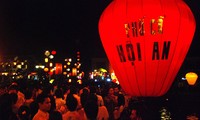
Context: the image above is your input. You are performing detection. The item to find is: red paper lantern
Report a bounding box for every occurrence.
[51,50,57,55]
[99,0,196,96]
[55,63,63,75]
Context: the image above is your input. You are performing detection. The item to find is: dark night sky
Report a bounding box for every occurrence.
[0,0,111,58]
[0,0,199,63]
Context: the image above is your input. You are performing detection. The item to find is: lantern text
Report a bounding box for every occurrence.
[124,16,164,37]
[116,41,171,64]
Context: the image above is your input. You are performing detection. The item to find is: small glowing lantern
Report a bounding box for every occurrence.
[45,50,50,56]
[72,68,77,76]
[185,72,198,85]
[44,67,49,72]
[51,50,56,55]
[44,58,49,63]
[55,63,63,75]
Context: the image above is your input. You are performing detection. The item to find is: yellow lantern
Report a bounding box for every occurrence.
[185,72,198,85]
[44,67,49,72]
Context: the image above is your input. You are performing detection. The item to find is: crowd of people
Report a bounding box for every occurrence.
[0,79,143,120]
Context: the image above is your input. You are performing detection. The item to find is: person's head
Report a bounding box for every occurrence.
[42,84,54,96]
[108,87,114,96]
[117,93,125,106]
[69,85,77,94]
[82,87,89,95]
[89,86,97,94]
[55,88,64,99]
[66,93,78,111]
[8,84,19,94]
[36,92,51,112]
[114,86,119,95]
[84,99,98,120]
[24,89,33,100]
[80,89,89,107]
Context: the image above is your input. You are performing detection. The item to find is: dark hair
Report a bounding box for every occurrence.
[29,101,38,119]
[49,95,56,112]
[82,88,89,94]
[55,88,64,99]
[0,93,16,120]
[24,89,33,99]
[42,84,53,95]
[9,84,19,91]
[66,94,77,111]
[84,99,98,120]
[69,85,77,94]
[49,110,63,120]
[80,89,89,107]
[36,92,50,104]
[89,86,97,94]
[117,93,125,106]
[9,93,18,104]
[88,93,98,103]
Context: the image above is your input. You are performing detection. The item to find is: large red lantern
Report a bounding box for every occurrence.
[98,0,196,96]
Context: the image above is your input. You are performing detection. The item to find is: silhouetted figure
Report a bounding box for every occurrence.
[104,87,117,120]
[29,101,38,120]
[84,94,99,120]
[63,93,82,120]
[113,93,126,120]
[32,92,51,120]
[49,110,63,120]
[0,93,18,120]
[55,88,66,113]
